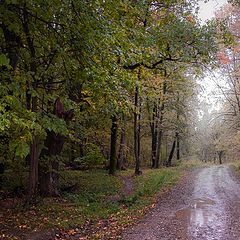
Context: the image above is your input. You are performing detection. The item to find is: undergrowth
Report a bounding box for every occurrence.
[0,167,181,239]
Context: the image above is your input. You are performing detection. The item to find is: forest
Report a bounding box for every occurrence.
[1,0,240,239]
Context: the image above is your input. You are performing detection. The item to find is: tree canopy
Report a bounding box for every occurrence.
[0,0,222,198]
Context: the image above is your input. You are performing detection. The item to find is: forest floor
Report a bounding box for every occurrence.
[0,167,180,240]
[123,164,240,240]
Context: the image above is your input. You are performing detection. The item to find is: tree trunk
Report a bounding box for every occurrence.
[150,103,158,168]
[117,114,127,170]
[146,97,158,168]
[176,132,180,160]
[134,85,141,175]
[28,135,39,198]
[155,76,167,168]
[218,151,223,165]
[41,108,73,196]
[165,135,168,164]
[28,90,38,198]
[219,154,222,165]
[20,8,41,199]
[0,162,4,190]
[27,95,39,198]
[138,100,141,162]
[39,99,74,196]
[39,132,65,196]
[109,115,118,175]
[1,23,21,72]
[155,127,163,168]
[151,128,157,168]
[176,100,180,160]
[79,143,84,158]
[166,139,176,167]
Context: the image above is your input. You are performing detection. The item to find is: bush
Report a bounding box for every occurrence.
[74,143,106,168]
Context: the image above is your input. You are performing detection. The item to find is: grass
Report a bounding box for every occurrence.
[176,159,214,170]
[122,168,180,207]
[0,167,181,239]
[227,161,240,173]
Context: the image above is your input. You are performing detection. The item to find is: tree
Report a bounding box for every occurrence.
[0,0,221,200]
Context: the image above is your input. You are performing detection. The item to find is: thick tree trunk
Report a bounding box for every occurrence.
[134,85,141,175]
[39,162,60,196]
[39,132,65,196]
[117,114,127,170]
[39,99,73,196]
[166,139,176,167]
[109,115,118,175]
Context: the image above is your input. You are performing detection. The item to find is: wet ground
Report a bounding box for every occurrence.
[123,165,240,240]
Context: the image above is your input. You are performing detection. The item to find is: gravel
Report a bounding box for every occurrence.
[123,165,240,240]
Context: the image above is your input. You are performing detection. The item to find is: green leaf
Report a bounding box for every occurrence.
[9,141,30,159]
[0,54,11,68]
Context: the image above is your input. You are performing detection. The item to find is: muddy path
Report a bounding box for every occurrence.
[123,165,240,240]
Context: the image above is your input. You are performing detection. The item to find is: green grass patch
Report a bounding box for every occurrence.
[122,168,180,207]
[135,168,179,196]
[176,159,213,170]
[1,167,181,239]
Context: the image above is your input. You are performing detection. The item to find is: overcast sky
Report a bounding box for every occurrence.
[197,0,228,112]
[195,0,227,111]
[198,0,228,22]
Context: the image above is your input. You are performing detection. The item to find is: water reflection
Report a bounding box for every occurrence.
[175,198,217,237]
[191,198,215,227]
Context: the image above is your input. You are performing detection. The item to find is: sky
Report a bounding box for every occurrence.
[197,0,228,112]
[198,0,228,22]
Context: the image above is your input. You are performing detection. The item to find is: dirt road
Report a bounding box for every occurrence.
[123,165,240,240]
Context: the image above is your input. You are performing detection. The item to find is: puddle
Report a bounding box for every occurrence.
[176,198,216,227]
[193,198,215,207]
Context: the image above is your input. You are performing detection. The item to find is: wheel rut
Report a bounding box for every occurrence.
[123,165,240,240]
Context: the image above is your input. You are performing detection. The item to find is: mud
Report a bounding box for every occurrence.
[123,165,240,240]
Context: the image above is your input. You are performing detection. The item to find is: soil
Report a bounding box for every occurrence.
[119,175,134,196]
[122,165,240,240]
[106,174,134,203]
